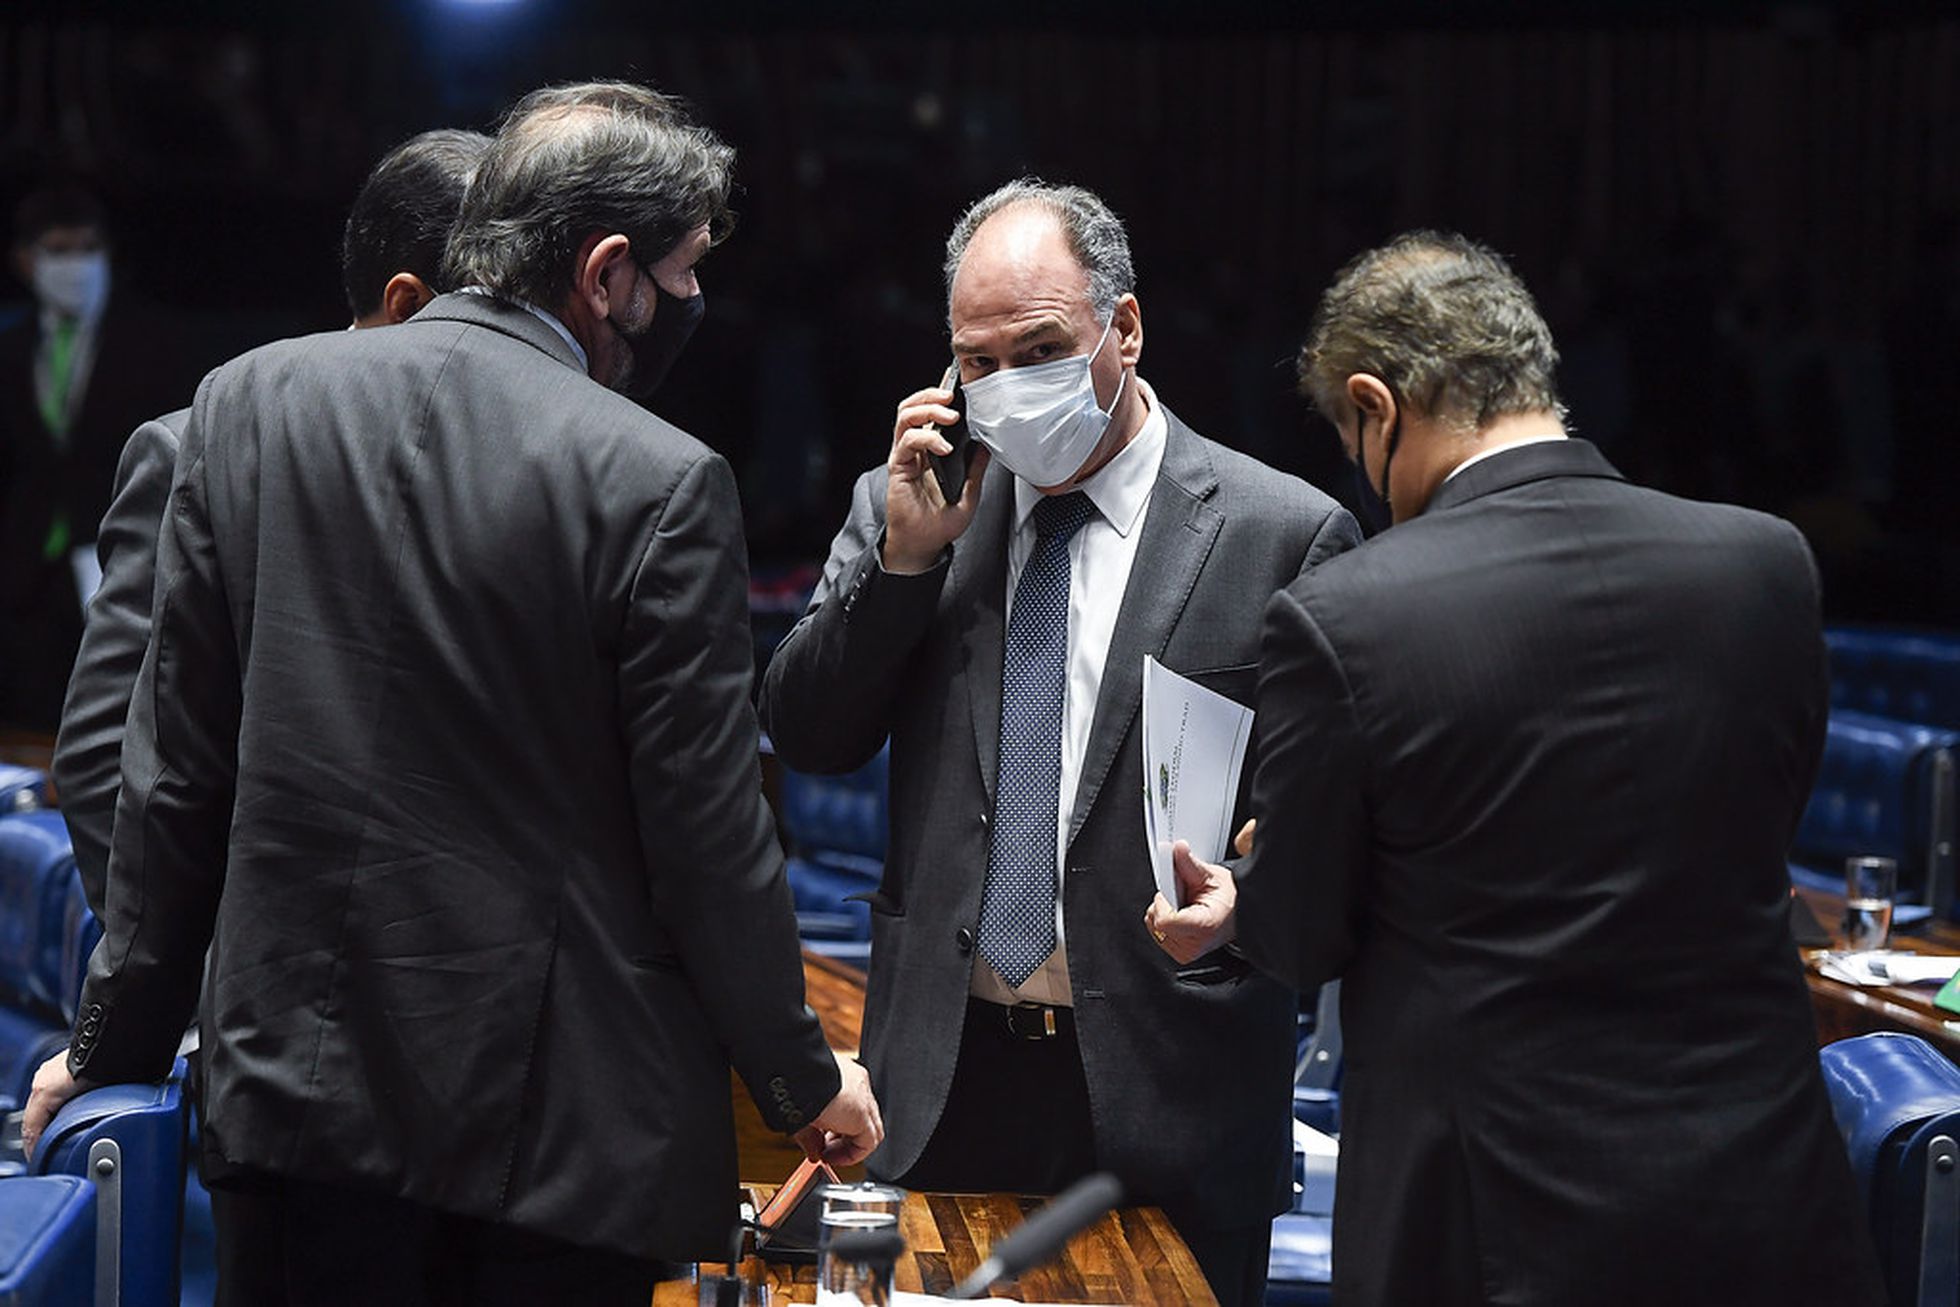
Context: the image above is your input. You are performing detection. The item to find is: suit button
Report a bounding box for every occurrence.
[956,927,975,953]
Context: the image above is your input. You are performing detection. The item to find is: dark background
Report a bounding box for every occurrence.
[4,0,1956,628]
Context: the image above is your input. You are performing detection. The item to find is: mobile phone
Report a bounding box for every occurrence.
[752,1154,842,1262]
[927,362,973,506]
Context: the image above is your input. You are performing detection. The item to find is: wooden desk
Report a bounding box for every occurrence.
[657,1187,1217,1306]
[1797,886,1960,1060]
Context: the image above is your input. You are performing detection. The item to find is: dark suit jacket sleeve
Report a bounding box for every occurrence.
[68,396,238,1085]
[620,453,841,1131]
[53,412,185,914]
[1233,584,1371,994]
[758,467,950,774]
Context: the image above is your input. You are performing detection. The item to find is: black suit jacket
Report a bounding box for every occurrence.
[65,293,840,1260]
[760,412,1358,1230]
[1237,440,1884,1304]
[54,409,188,911]
[0,296,202,731]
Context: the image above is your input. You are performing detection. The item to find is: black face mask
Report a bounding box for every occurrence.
[1350,409,1400,534]
[617,280,705,399]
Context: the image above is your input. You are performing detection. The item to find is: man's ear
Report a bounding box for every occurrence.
[1345,373,1397,440]
[573,232,635,324]
[1113,292,1143,369]
[380,273,435,326]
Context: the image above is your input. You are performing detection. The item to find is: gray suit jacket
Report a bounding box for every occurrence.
[66,293,839,1260]
[54,409,188,912]
[760,411,1358,1230]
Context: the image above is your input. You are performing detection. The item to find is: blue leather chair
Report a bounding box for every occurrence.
[0,768,48,816]
[1292,982,1343,1137]
[0,1175,95,1307]
[1820,1032,1960,1306]
[1790,711,1959,921]
[1829,628,1960,732]
[1266,1209,1333,1306]
[777,748,889,962]
[0,815,80,1112]
[28,1064,189,1307]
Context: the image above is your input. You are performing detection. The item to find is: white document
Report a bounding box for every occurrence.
[1140,655,1256,906]
[1816,950,1960,987]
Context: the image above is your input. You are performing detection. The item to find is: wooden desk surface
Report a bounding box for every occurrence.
[657,1187,1218,1306]
[1797,886,1960,1059]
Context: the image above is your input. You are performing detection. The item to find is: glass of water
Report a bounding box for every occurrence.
[816,1183,904,1305]
[1844,856,1898,952]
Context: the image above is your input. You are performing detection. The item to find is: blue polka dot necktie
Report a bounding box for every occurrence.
[978,490,1099,989]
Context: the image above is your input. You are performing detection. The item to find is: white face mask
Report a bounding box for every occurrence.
[961,321,1126,488]
[32,250,109,318]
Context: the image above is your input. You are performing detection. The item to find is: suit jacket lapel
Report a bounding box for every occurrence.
[958,459,1015,805]
[1067,412,1221,845]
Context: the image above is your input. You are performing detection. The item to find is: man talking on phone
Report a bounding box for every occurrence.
[760,179,1358,1306]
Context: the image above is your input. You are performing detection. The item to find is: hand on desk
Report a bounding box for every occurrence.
[1144,838,1238,965]
[796,1051,885,1167]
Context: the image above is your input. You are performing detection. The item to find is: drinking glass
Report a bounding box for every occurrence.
[1844,856,1898,952]
[815,1183,903,1305]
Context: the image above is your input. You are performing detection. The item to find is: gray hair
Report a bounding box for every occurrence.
[441,80,734,311]
[1298,230,1565,431]
[942,178,1136,323]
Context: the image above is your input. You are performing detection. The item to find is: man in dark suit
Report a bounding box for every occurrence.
[53,127,491,912]
[0,183,203,732]
[25,82,881,1305]
[759,180,1358,1307]
[1230,231,1884,1304]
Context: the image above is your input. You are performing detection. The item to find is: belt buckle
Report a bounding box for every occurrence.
[1005,1002,1059,1040]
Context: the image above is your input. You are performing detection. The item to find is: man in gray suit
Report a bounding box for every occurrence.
[27,81,881,1304]
[760,179,1357,1306]
[53,127,491,912]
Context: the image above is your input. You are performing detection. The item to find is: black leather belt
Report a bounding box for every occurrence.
[970,997,1075,1041]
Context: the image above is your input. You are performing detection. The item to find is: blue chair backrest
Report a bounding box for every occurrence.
[0,1010,69,1112]
[1830,628,1960,731]
[1820,1032,1960,1306]
[778,747,889,863]
[0,1175,96,1307]
[0,768,48,816]
[28,1064,189,1307]
[0,813,80,1018]
[1793,712,1958,908]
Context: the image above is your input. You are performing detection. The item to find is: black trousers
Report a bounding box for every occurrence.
[898,997,1272,1307]
[209,1172,670,1307]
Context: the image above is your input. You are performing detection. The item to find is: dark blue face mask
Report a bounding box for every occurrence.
[1350,409,1399,534]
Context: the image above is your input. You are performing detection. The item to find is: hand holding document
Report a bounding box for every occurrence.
[1141,656,1255,907]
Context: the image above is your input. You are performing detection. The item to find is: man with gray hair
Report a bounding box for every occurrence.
[761,178,1358,1305]
[1228,230,1884,1304]
[24,80,880,1304]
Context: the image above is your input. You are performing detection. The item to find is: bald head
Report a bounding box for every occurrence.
[942,178,1135,326]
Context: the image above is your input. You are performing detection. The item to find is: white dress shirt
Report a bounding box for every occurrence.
[971,384,1168,1007]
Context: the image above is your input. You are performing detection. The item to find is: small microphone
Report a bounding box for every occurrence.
[948,1172,1124,1300]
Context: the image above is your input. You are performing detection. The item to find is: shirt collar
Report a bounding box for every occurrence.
[1013,382,1167,538]
[458,286,589,371]
[1442,432,1568,484]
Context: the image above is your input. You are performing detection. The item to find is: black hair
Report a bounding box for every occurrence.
[341,128,491,319]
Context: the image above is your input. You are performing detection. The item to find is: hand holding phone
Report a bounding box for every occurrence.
[926,362,973,507]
